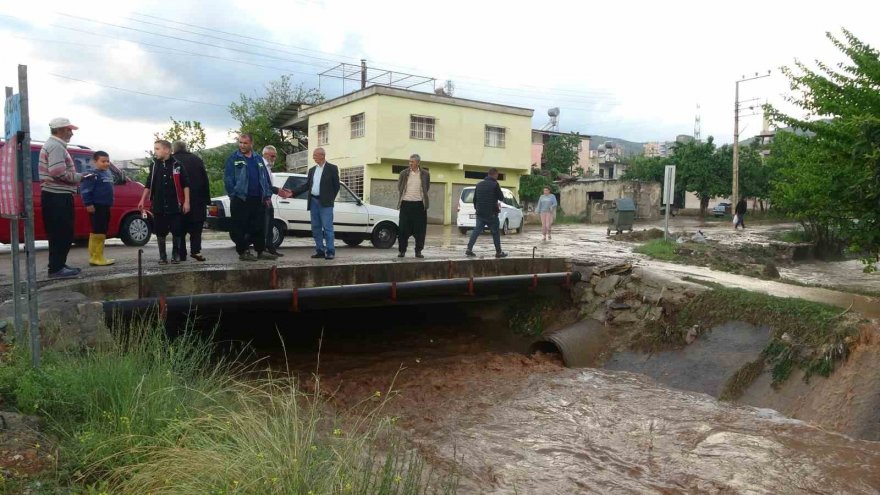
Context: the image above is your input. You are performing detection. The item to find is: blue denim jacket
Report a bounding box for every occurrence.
[224,150,272,200]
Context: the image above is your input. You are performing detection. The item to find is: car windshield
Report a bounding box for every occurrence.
[461,189,475,204]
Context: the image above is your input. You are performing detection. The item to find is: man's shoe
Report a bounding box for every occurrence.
[269,250,284,257]
[158,259,168,265]
[495,251,508,258]
[398,252,405,258]
[258,251,279,260]
[325,254,335,260]
[48,267,79,279]
[465,250,476,257]
[415,252,424,258]
[191,253,206,262]
[239,251,258,262]
[310,252,326,259]
[64,265,82,274]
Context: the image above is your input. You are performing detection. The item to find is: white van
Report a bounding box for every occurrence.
[456,186,524,235]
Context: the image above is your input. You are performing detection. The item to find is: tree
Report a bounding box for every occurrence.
[621,155,668,183]
[154,117,207,152]
[519,169,556,202]
[738,143,773,211]
[672,137,730,216]
[229,75,324,170]
[542,133,582,178]
[765,29,880,266]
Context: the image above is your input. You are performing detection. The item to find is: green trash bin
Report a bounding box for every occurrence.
[607,198,636,235]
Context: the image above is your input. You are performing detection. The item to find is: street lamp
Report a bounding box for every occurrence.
[732,70,771,206]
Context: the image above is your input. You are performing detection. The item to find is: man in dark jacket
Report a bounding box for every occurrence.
[292,147,340,260]
[138,140,190,264]
[224,134,277,262]
[734,198,747,230]
[396,153,430,258]
[172,141,210,261]
[465,168,507,258]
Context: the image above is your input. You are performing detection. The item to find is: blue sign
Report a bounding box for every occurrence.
[4,94,21,141]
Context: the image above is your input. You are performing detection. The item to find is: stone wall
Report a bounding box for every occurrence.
[559,179,661,223]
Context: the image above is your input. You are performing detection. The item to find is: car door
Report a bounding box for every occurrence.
[275,176,311,233]
[501,189,523,229]
[333,184,369,234]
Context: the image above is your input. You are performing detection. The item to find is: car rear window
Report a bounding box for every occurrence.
[461,189,475,204]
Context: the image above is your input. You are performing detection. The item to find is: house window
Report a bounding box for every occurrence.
[485,126,506,148]
[317,123,329,145]
[340,166,364,199]
[410,115,435,140]
[350,113,365,139]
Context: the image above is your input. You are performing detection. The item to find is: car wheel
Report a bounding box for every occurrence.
[120,214,151,246]
[501,219,510,236]
[344,238,364,247]
[515,218,524,234]
[371,222,397,249]
[271,220,285,249]
[459,227,469,235]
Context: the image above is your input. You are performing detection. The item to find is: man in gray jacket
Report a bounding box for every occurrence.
[396,154,430,258]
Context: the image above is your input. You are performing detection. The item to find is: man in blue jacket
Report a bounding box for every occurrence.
[224,133,278,262]
[465,168,508,258]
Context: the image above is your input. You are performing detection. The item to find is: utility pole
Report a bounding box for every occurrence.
[360,59,367,89]
[733,71,770,206]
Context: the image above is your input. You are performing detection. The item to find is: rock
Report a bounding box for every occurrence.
[609,301,631,310]
[641,287,666,305]
[572,265,595,282]
[594,275,622,296]
[0,290,111,350]
[590,275,601,286]
[612,311,640,324]
[763,262,781,279]
[685,325,699,344]
[591,306,609,323]
[781,332,792,344]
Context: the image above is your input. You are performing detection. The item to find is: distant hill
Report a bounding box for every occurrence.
[587,135,646,156]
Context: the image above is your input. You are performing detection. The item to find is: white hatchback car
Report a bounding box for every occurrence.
[207,173,400,249]
[456,186,524,235]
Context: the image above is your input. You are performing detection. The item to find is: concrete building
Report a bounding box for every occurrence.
[559,179,661,223]
[531,130,591,174]
[274,85,534,225]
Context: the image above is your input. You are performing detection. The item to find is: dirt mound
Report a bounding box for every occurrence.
[612,228,665,242]
[738,322,880,441]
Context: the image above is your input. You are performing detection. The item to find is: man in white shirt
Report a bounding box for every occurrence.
[261,145,291,256]
[291,148,340,260]
[396,153,430,258]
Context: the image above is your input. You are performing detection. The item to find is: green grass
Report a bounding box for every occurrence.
[633,239,681,262]
[630,288,859,395]
[769,227,813,244]
[0,317,457,494]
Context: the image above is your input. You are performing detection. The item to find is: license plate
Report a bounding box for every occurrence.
[469,214,476,219]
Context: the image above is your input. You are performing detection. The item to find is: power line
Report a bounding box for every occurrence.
[48,73,227,107]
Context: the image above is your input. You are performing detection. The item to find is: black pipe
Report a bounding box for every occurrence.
[103,271,580,318]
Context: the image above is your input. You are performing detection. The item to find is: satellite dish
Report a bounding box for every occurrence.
[548,107,560,117]
[604,141,615,149]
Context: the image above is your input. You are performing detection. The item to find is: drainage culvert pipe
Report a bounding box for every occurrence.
[530,319,610,368]
[103,271,580,318]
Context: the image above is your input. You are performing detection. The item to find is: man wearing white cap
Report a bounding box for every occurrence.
[38,117,83,278]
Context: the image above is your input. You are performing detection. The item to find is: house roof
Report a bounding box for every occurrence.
[274,85,534,130]
[532,129,592,140]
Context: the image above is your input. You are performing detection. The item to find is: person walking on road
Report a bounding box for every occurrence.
[139,140,191,264]
[80,150,115,266]
[292,148,340,260]
[224,134,277,262]
[537,186,558,241]
[260,145,292,257]
[38,117,84,279]
[734,198,747,230]
[172,141,211,262]
[465,168,508,258]
[396,153,430,258]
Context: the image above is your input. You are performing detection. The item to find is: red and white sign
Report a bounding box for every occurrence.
[0,135,20,217]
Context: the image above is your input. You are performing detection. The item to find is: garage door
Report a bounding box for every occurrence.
[369,179,446,224]
[450,183,470,225]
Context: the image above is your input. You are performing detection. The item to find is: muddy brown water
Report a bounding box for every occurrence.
[209,302,880,494]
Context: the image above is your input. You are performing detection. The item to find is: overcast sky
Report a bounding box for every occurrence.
[2,0,877,159]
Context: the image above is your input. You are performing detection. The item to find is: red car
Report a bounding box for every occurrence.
[0,141,153,246]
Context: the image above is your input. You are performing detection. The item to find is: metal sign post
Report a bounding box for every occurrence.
[18,66,40,367]
[663,165,676,241]
[3,87,23,342]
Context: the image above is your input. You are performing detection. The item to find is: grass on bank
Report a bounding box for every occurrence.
[0,318,457,494]
[630,288,860,399]
[633,239,681,262]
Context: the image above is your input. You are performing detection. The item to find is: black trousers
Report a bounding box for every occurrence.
[264,205,276,252]
[231,196,266,254]
[41,191,74,274]
[398,201,427,254]
[178,214,204,256]
[153,213,183,238]
[89,205,110,234]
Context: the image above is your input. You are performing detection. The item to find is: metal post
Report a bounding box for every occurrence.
[732,80,740,207]
[18,65,40,367]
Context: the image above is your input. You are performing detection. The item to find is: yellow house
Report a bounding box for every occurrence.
[275,85,534,225]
